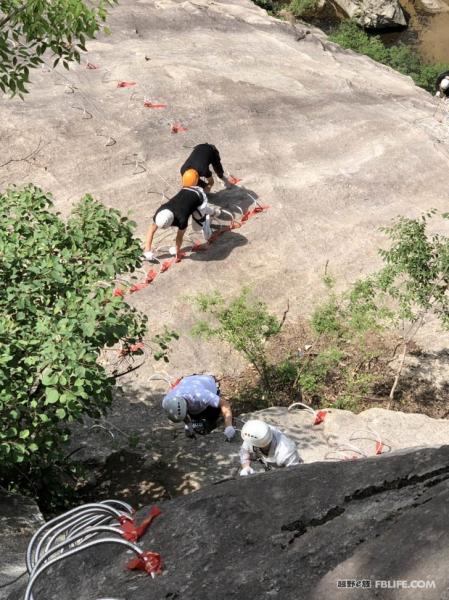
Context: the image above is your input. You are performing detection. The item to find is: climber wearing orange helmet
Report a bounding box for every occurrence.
[180,143,231,192]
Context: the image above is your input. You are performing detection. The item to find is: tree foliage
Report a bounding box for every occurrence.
[0,185,150,483]
[0,0,116,96]
[191,288,281,388]
[377,210,449,323]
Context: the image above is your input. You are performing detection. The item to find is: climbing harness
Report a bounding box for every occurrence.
[24,500,162,600]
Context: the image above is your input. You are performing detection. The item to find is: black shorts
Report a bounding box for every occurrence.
[189,405,221,434]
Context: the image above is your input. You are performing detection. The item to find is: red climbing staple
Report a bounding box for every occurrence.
[254,204,270,213]
[143,100,167,109]
[113,288,125,297]
[240,210,253,223]
[129,342,145,353]
[120,506,162,542]
[86,62,99,70]
[191,241,207,252]
[130,282,148,293]
[145,269,158,284]
[170,122,188,134]
[375,441,384,455]
[117,81,137,88]
[241,205,270,222]
[127,551,163,576]
[135,506,162,539]
[175,251,187,263]
[170,377,182,389]
[314,410,327,425]
[228,175,242,185]
[118,341,145,357]
[160,259,174,273]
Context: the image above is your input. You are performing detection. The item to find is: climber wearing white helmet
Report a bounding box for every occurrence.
[162,375,236,441]
[239,419,302,476]
[435,71,449,98]
[143,186,221,261]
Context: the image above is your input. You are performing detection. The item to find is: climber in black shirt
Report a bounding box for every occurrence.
[180,143,231,192]
[143,186,221,260]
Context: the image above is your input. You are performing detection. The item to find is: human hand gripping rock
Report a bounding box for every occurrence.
[184,423,196,439]
[224,425,236,441]
[240,466,255,476]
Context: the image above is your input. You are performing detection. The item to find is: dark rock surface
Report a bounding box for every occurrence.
[10,445,449,600]
[0,492,44,600]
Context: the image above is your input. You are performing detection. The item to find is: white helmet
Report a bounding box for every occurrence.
[441,78,449,91]
[241,420,273,448]
[155,209,174,228]
[162,395,187,422]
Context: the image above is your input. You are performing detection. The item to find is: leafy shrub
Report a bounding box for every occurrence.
[192,288,281,391]
[289,0,318,17]
[0,0,116,95]
[0,186,151,492]
[329,21,449,93]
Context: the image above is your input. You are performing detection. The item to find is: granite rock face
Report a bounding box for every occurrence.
[0,492,44,599]
[1,0,448,388]
[335,0,407,28]
[9,445,449,600]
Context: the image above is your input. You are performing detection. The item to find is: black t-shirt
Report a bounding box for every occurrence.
[153,188,203,230]
[180,143,224,179]
[436,71,449,96]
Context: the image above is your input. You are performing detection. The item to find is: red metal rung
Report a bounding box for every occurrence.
[160,259,174,273]
[127,551,162,576]
[117,81,137,88]
[171,122,188,134]
[144,100,167,109]
[314,410,327,425]
[145,269,158,283]
[130,282,148,293]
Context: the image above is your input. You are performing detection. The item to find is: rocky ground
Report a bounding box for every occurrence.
[7,445,449,600]
[2,0,449,597]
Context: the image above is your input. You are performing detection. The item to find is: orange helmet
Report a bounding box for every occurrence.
[182,169,199,187]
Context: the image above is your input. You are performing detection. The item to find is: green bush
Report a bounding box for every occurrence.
[289,0,318,17]
[0,186,151,494]
[192,288,281,391]
[329,21,449,93]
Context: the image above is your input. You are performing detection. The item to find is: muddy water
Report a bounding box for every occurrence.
[380,0,449,63]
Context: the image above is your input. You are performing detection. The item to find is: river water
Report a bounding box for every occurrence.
[380,0,449,63]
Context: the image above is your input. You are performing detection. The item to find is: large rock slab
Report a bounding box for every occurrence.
[10,445,449,600]
[1,0,449,389]
[335,0,407,28]
[245,405,449,460]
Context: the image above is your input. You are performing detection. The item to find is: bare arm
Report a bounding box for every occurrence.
[144,223,158,252]
[219,397,233,428]
[239,443,251,468]
[175,228,186,257]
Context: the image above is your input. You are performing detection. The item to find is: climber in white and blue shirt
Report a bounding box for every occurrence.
[162,375,236,441]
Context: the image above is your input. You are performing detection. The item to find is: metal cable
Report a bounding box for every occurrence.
[24,500,144,600]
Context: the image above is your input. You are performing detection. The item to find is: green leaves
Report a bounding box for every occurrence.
[0,184,148,488]
[192,288,281,389]
[0,0,117,96]
[45,388,59,404]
